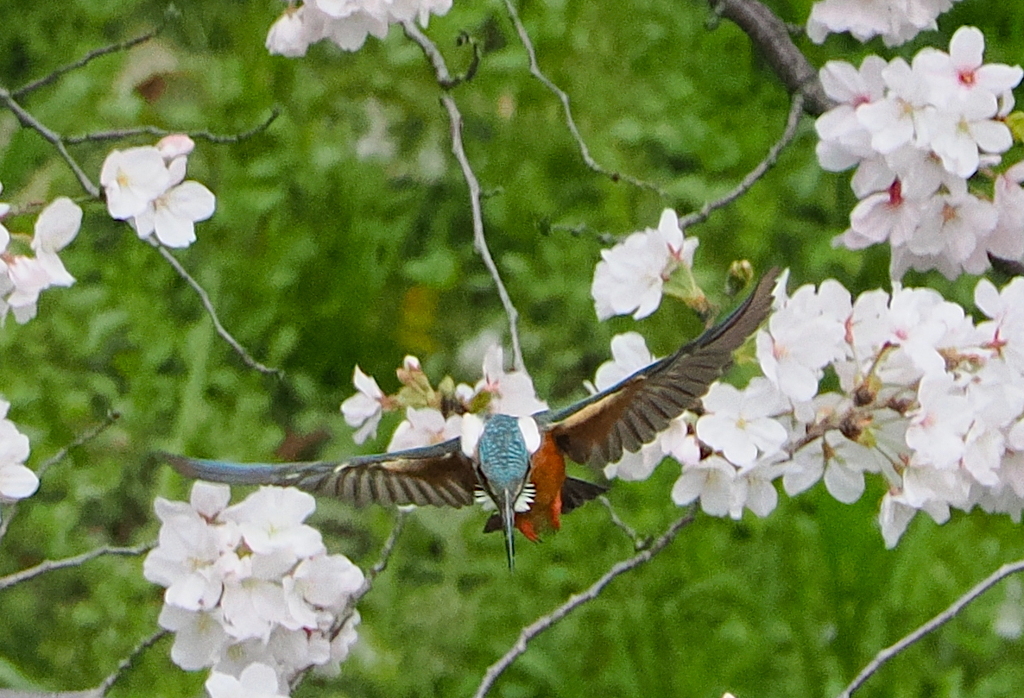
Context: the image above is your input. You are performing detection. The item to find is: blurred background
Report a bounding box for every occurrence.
[2,0,1024,696]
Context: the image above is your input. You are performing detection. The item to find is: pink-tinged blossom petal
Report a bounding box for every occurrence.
[591,209,696,321]
[267,5,324,56]
[341,366,385,444]
[156,134,195,161]
[671,455,737,517]
[478,345,547,416]
[697,380,788,467]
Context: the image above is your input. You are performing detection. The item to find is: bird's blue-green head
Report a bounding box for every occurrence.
[461,413,540,570]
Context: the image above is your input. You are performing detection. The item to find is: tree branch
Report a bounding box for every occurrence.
[12,26,164,99]
[94,629,168,697]
[837,557,1024,698]
[472,509,696,698]
[677,91,804,231]
[401,21,526,373]
[0,412,120,546]
[501,0,667,197]
[0,543,153,591]
[0,87,100,198]
[151,241,285,379]
[709,0,833,116]
[64,108,281,145]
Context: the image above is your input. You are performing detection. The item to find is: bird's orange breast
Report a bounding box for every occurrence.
[515,431,566,542]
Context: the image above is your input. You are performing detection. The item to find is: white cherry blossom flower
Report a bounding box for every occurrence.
[206,663,288,698]
[591,209,697,320]
[696,379,788,467]
[100,146,171,220]
[0,403,36,505]
[387,406,461,451]
[341,365,386,443]
[132,156,216,248]
[477,345,547,416]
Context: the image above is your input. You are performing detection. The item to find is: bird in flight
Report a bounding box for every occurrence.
[164,269,778,569]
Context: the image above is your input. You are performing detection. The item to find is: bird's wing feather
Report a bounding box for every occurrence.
[540,269,778,468]
[161,438,478,508]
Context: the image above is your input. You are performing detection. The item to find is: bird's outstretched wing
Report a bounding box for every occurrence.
[539,269,779,469]
[162,438,478,508]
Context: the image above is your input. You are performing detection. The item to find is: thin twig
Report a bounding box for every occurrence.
[0,542,153,591]
[598,495,648,550]
[472,509,696,698]
[402,21,526,373]
[290,511,408,693]
[12,27,164,99]
[95,629,169,696]
[0,412,120,546]
[0,87,99,198]
[151,241,285,379]
[64,108,281,145]
[502,0,667,197]
[837,557,1024,698]
[677,92,804,232]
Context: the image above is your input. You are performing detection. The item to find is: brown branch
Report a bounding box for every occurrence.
[838,557,1024,698]
[472,509,696,698]
[709,0,833,116]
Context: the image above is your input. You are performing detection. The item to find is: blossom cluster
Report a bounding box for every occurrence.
[590,208,701,321]
[144,482,365,696]
[341,345,547,450]
[815,27,1024,280]
[100,135,216,249]
[266,0,453,56]
[0,399,38,516]
[0,186,81,324]
[807,0,964,47]
[602,271,1024,548]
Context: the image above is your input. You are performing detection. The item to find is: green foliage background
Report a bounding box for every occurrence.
[1,1,1024,696]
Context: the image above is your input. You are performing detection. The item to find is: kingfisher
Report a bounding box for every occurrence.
[164,270,777,569]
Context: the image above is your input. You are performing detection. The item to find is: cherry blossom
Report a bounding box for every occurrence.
[100,146,172,220]
[341,365,387,443]
[206,663,289,698]
[0,400,37,508]
[266,0,451,56]
[591,209,698,321]
[131,156,216,248]
[146,482,365,691]
[387,406,462,451]
[807,0,963,47]
[477,345,548,416]
[814,28,1024,280]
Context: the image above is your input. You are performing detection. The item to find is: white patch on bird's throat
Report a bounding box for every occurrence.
[517,416,541,454]
[460,413,485,457]
[474,483,536,513]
